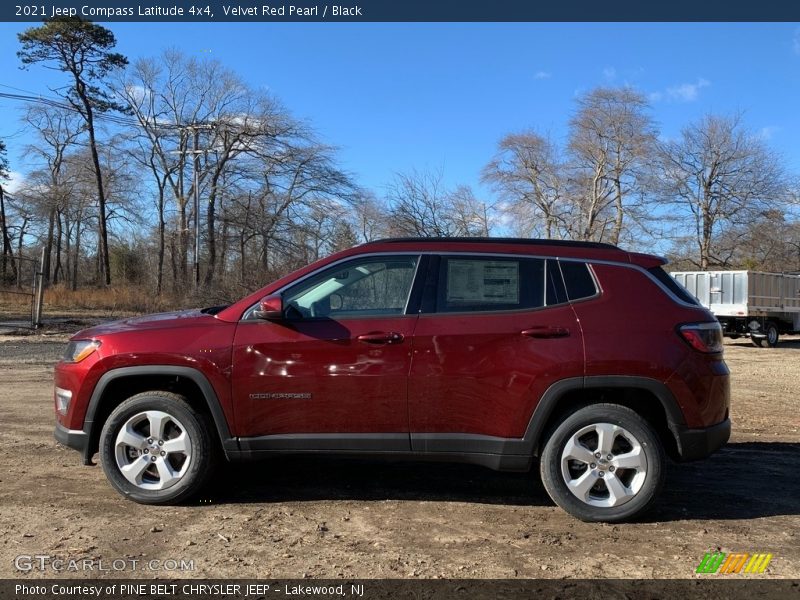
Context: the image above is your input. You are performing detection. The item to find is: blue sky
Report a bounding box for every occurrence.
[2,22,800,199]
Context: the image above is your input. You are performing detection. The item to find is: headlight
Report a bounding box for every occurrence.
[63,340,101,363]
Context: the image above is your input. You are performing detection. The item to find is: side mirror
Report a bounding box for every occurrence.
[253,294,284,320]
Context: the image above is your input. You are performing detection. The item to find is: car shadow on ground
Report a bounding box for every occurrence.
[205,442,800,521]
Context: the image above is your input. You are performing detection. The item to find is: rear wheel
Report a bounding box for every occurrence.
[99,392,216,504]
[540,404,665,522]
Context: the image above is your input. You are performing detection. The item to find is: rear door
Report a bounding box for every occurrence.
[408,254,584,444]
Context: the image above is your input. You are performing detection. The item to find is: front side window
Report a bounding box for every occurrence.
[436,256,545,313]
[283,256,419,319]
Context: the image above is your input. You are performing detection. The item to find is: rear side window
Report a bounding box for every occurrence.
[437,256,545,313]
[559,261,597,301]
[649,266,700,305]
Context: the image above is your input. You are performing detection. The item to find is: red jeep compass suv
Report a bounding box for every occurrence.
[54,238,730,522]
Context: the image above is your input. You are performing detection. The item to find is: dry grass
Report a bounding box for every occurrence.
[43,284,182,314]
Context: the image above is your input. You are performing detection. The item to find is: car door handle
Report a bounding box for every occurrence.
[520,326,570,339]
[357,331,405,344]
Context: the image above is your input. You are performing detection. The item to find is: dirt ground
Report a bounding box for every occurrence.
[0,331,798,580]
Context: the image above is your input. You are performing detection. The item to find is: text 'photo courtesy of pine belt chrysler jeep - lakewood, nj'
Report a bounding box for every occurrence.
[53,237,731,523]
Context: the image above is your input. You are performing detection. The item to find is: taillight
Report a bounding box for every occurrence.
[678,322,724,353]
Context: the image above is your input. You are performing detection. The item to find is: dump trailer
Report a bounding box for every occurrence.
[671,270,800,347]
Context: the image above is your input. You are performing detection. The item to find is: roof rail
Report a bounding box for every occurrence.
[364,237,619,250]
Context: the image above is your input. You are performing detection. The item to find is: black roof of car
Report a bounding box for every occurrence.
[366,237,619,250]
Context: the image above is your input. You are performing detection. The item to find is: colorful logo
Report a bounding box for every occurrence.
[696,551,773,574]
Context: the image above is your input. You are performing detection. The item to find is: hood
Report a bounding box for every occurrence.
[72,309,211,339]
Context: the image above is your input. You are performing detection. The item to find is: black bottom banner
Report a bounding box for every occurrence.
[1,579,799,600]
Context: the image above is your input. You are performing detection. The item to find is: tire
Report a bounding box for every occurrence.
[99,391,217,504]
[765,322,779,348]
[540,403,665,523]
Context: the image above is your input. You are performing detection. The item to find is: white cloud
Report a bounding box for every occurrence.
[533,71,551,80]
[648,91,663,103]
[602,66,617,81]
[759,126,779,140]
[121,83,150,104]
[666,78,710,102]
[3,171,23,194]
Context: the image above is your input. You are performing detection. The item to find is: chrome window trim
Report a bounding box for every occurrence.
[240,249,698,321]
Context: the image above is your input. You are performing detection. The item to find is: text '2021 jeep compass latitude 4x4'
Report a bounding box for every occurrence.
[54,238,730,522]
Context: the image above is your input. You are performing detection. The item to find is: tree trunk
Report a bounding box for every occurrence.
[53,209,63,284]
[178,200,188,283]
[204,171,221,286]
[0,184,17,280]
[64,213,72,289]
[74,78,112,286]
[43,205,56,284]
[157,196,165,296]
[71,217,82,291]
[169,231,180,293]
[611,175,623,246]
[239,234,247,286]
[219,209,228,281]
[15,216,28,288]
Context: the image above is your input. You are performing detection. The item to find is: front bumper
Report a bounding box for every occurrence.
[54,422,93,465]
[673,418,731,461]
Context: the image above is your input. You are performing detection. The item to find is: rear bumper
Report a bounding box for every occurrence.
[54,422,92,464]
[673,418,731,461]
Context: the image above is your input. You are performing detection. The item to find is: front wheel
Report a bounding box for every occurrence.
[540,404,665,522]
[99,392,217,504]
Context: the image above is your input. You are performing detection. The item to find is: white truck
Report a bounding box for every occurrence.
[670,270,800,347]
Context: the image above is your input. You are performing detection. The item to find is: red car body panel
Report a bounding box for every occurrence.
[575,263,729,428]
[231,315,419,436]
[408,303,583,439]
[55,311,237,432]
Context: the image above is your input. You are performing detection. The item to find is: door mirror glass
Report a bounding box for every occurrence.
[253,294,284,320]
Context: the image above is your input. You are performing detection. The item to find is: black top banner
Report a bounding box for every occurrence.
[4,0,800,22]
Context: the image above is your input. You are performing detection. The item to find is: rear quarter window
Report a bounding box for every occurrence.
[649,266,700,305]
[559,261,597,301]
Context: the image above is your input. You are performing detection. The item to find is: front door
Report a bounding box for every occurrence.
[232,254,421,448]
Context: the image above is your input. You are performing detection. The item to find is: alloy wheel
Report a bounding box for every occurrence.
[560,422,648,508]
[113,410,193,491]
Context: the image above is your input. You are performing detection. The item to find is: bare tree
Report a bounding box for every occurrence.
[387,169,488,237]
[482,131,564,238]
[24,105,84,284]
[448,185,494,236]
[118,50,301,287]
[18,17,129,285]
[568,87,658,244]
[350,192,390,242]
[658,113,786,269]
